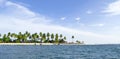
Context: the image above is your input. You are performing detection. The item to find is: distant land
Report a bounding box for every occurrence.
[0,31,84,45]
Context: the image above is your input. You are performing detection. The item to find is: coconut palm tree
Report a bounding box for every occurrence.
[51,33,54,43]
[46,32,50,42]
[8,32,11,37]
[42,33,46,43]
[39,32,42,43]
[32,34,36,42]
[3,34,10,43]
[0,32,70,43]
[25,31,29,35]
[0,33,2,43]
[72,36,74,43]
[63,36,66,40]
[60,34,62,39]
[0,33,1,37]
[59,34,63,43]
[55,33,58,43]
[36,35,39,42]
[3,34,7,42]
[22,34,27,43]
[10,33,15,42]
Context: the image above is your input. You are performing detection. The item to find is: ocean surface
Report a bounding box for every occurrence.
[0,45,120,59]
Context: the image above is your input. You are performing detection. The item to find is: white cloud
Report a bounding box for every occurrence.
[0,0,120,44]
[89,24,104,27]
[86,10,92,14]
[5,1,36,18]
[113,26,120,30]
[0,0,6,7]
[98,24,104,27]
[0,0,6,3]
[103,0,120,15]
[79,23,85,26]
[60,17,66,20]
[0,0,5,3]
[1,18,118,44]
[75,17,80,21]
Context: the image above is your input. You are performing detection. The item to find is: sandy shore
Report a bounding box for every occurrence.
[0,43,55,45]
[0,43,83,45]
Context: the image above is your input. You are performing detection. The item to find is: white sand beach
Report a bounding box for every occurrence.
[0,43,54,45]
[0,43,84,45]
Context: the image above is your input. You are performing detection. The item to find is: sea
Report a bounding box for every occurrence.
[0,45,120,59]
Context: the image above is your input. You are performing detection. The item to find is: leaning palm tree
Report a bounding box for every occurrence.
[3,34,10,43]
[3,34,6,42]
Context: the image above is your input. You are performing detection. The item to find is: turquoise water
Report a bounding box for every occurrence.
[0,45,120,59]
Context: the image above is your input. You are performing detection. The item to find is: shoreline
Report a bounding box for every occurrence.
[0,43,84,45]
[0,43,119,45]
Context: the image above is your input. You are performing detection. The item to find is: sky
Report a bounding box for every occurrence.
[0,0,120,44]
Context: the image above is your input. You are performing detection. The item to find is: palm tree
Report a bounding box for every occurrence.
[0,33,2,43]
[25,31,29,35]
[8,32,11,37]
[36,35,39,42]
[60,34,62,39]
[18,32,22,35]
[0,33,2,39]
[59,36,66,43]
[17,34,22,43]
[51,33,54,43]
[42,33,46,43]
[72,36,74,43]
[17,32,23,42]
[0,33,1,37]
[47,32,50,42]
[10,33,17,42]
[25,31,30,39]
[22,34,27,43]
[0,32,70,43]
[26,32,31,42]
[76,40,80,43]
[29,35,32,42]
[10,33,14,42]
[63,36,66,40]
[39,32,42,43]
[3,34,10,43]
[32,34,36,42]
[55,33,58,43]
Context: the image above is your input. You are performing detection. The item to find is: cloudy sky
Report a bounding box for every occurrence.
[0,0,120,44]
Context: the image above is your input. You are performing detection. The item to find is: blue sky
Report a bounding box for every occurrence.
[0,0,120,44]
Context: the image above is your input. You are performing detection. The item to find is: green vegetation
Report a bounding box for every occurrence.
[0,31,84,44]
[0,31,67,43]
[72,35,74,43]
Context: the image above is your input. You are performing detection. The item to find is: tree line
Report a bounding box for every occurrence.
[0,31,67,43]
